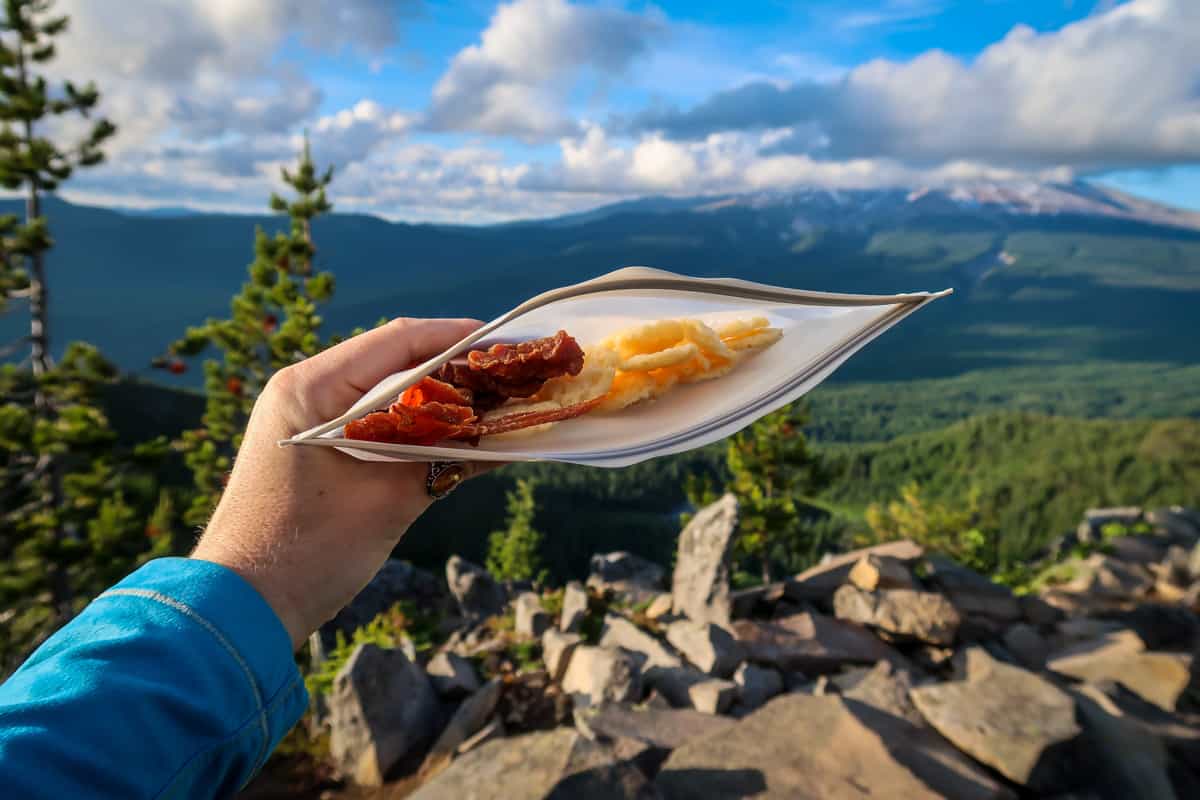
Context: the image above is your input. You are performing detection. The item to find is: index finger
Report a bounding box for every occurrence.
[298,317,483,414]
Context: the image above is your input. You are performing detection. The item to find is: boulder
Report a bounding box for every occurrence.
[687,678,738,715]
[658,693,1014,799]
[578,705,735,751]
[1148,506,1200,545]
[420,678,502,780]
[670,494,739,626]
[1082,680,1200,774]
[665,620,744,677]
[410,726,662,800]
[848,554,916,591]
[1100,603,1200,651]
[785,540,924,603]
[644,593,673,620]
[1020,594,1064,627]
[561,646,642,709]
[314,559,448,656]
[1003,623,1050,670]
[1071,684,1176,800]
[833,585,961,645]
[1056,617,1125,644]
[910,648,1081,790]
[328,643,440,786]
[446,556,507,622]
[924,556,1021,621]
[733,610,903,673]
[426,651,482,698]
[543,629,582,682]
[559,581,589,633]
[729,582,786,620]
[1107,534,1168,564]
[588,551,665,600]
[598,614,682,675]
[514,592,551,638]
[840,660,923,726]
[732,663,783,711]
[1047,631,1194,712]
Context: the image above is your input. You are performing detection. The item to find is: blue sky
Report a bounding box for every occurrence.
[45,0,1200,222]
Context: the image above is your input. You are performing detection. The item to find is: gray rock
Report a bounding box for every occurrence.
[561,646,643,709]
[410,726,662,800]
[1106,534,1168,564]
[785,540,924,602]
[1079,507,1144,542]
[840,660,923,726]
[644,593,674,620]
[733,663,783,711]
[420,678,502,780]
[848,554,916,591]
[1072,684,1176,800]
[559,581,589,633]
[1047,630,1194,712]
[514,592,551,638]
[598,614,681,675]
[543,628,582,682]
[925,555,1022,621]
[315,559,448,655]
[426,651,482,698]
[588,551,665,599]
[670,494,739,626]
[665,619,744,677]
[833,584,961,645]
[910,648,1081,790]
[1020,594,1065,627]
[1148,506,1200,545]
[578,705,735,750]
[1162,545,1192,585]
[328,643,440,786]
[1056,617,1126,644]
[658,693,1014,799]
[687,677,738,715]
[733,610,904,673]
[1191,542,1200,582]
[456,716,505,757]
[446,555,507,622]
[729,582,786,620]
[1003,623,1050,670]
[1062,554,1155,602]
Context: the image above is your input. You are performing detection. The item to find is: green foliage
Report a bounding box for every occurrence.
[0,4,167,674]
[826,412,1200,567]
[686,403,827,583]
[168,140,336,527]
[485,478,546,583]
[863,482,999,573]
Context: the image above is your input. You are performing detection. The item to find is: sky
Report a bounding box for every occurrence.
[36,0,1200,223]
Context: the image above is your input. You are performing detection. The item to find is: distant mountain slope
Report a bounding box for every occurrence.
[1,182,1197,390]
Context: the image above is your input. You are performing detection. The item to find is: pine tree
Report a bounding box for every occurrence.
[0,1,168,673]
[686,403,826,584]
[486,479,546,583]
[165,140,338,527]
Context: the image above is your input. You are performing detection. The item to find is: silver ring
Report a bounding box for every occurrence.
[426,461,467,500]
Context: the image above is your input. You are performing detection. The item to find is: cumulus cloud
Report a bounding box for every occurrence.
[628,0,1200,171]
[425,0,665,140]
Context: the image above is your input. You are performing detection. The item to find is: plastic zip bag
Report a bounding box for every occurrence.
[282,267,951,467]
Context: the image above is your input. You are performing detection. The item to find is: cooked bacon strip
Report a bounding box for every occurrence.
[434,361,545,399]
[344,411,409,443]
[468,330,584,383]
[455,396,602,439]
[346,401,476,446]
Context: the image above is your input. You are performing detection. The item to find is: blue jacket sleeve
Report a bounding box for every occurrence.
[0,557,309,799]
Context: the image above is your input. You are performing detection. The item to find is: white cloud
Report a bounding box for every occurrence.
[631,0,1200,172]
[425,0,665,140]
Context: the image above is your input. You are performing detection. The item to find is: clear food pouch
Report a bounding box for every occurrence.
[282,267,951,467]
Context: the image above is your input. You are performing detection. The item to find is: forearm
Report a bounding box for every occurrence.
[0,558,307,800]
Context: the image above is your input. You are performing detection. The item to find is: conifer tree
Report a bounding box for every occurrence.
[486,479,545,583]
[166,140,337,527]
[0,1,168,673]
[686,403,826,584]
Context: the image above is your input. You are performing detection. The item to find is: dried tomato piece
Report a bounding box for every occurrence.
[400,376,473,408]
[345,411,408,443]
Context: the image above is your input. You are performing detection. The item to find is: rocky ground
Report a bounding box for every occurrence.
[249,501,1200,799]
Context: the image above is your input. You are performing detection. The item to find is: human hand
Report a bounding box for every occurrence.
[190,318,485,649]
